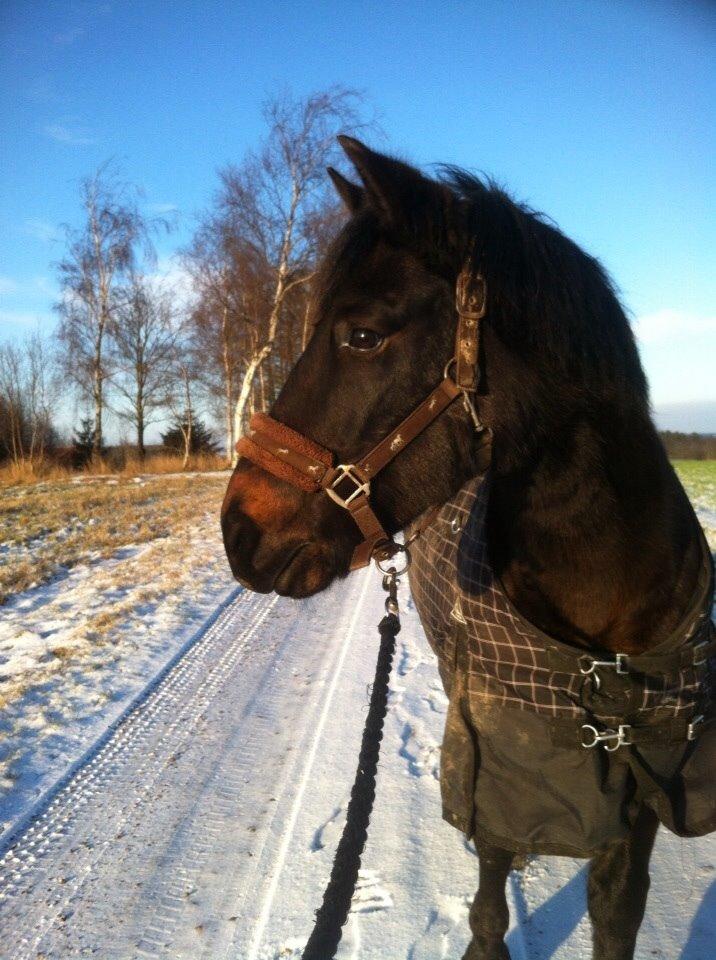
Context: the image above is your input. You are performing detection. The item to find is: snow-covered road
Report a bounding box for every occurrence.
[0,570,713,959]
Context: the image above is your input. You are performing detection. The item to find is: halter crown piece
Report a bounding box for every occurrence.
[236,268,488,571]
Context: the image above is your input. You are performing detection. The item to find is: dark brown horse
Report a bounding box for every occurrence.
[221,138,714,959]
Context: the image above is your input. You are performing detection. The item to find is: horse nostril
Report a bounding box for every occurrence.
[221,507,260,573]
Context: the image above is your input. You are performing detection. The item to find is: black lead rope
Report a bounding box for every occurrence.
[301,570,401,960]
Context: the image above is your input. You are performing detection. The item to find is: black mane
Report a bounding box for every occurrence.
[442,167,648,398]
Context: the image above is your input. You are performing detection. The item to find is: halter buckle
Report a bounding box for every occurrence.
[325,464,370,509]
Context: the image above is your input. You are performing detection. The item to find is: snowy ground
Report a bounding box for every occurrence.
[0,573,713,959]
[0,463,713,958]
[0,472,235,837]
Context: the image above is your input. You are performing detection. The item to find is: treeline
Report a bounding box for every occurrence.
[1,86,371,475]
[659,432,716,460]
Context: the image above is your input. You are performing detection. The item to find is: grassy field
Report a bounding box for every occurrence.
[0,472,229,605]
[673,459,716,545]
[0,452,226,489]
[673,459,716,501]
[2,459,713,608]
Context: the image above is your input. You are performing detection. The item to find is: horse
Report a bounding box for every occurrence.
[221,137,715,960]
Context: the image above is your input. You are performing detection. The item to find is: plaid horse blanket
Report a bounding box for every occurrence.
[408,472,716,856]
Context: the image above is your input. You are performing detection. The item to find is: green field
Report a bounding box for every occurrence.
[674,460,716,548]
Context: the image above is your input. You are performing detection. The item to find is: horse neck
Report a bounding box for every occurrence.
[484,396,703,655]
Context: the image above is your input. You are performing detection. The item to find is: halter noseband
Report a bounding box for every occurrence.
[235,268,488,570]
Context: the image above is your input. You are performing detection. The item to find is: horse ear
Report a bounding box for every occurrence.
[337,135,453,241]
[327,167,364,213]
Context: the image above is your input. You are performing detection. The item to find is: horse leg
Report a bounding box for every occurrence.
[587,805,659,960]
[463,839,514,960]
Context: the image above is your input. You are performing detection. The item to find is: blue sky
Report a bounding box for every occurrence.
[1,0,714,431]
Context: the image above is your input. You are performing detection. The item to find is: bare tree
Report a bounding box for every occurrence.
[0,343,25,465]
[109,275,178,460]
[171,362,195,469]
[55,163,159,458]
[217,87,370,459]
[164,341,207,469]
[24,332,57,462]
[182,215,262,462]
[0,332,57,465]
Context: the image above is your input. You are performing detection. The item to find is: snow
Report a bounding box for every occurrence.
[0,568,713,958]
[0,494,236,837]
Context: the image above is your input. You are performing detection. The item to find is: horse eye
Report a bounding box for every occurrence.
[347,328,384,351]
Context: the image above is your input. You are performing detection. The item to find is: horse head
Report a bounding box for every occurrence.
[221,138,484,597]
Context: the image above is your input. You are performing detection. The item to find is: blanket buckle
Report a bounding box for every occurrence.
[578,653,629,690]
[581,723,632,752]
[693,641,709,667]
[687,714,705,741]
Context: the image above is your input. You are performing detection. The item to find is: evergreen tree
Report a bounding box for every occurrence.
[72,417,101,467]
[161,416,217,455]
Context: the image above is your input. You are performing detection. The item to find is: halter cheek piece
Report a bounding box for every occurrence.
[236,268,488,571]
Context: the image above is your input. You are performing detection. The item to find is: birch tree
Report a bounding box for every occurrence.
[164,353,211,468]
[182,216,264,462]
[165,361,194,468]
[109,276,178,460]
[217,87,367,459]
[55,164,155,458]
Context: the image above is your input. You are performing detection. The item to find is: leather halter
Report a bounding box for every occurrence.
[236,268,488,570]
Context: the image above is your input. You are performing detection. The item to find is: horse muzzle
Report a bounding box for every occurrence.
[220,463,351,597]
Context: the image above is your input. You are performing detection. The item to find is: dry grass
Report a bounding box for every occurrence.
[47,646,75,659]
[0,472,229,604]
[0,453,228,489]
[114,452,227,477]
[0,460,74,487]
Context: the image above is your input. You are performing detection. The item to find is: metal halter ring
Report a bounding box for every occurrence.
[443,357,458,381]
[375,542,411,577]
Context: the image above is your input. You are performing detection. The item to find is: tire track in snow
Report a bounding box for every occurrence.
[241,569,372,960]
[0,587,280,958]
[0,570,377,960]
